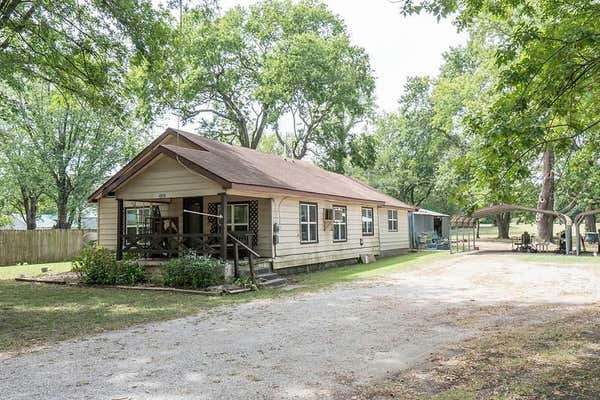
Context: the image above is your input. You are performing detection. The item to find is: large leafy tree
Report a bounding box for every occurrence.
[1,83,143,228]
[0,0,171,107]
[136,0,374,156]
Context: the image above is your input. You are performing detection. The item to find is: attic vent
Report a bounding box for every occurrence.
[107,191,116,197]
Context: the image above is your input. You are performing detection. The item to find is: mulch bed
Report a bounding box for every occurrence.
[14,273,253,295]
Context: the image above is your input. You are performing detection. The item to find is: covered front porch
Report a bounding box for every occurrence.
[114,193,273,269]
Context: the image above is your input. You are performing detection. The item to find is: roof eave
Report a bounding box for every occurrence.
[92,145,231,200]
[87,129,207,202]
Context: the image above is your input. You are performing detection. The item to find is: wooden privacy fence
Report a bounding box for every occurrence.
[0,229,86,266]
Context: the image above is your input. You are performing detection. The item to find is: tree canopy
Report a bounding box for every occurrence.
[135,0,374,158]
[0,0,171,107]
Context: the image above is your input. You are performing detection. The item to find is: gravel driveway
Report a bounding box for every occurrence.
[2,252,600,400]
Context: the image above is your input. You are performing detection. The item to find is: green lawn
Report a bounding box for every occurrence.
[0,251,446,353]
[0,262,73,280]
[291,251,448,287]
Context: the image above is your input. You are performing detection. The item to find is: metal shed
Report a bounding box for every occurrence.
[409,208,451,249]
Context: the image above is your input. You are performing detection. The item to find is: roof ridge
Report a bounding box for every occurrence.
[169,128,295,161]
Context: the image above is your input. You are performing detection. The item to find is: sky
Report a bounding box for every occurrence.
[221,0,467,112]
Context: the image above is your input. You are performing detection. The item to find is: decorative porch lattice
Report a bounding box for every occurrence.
[207,200,258,247]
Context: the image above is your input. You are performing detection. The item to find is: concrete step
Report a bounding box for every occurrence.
[257,276,288,289]
[256,272,279,281]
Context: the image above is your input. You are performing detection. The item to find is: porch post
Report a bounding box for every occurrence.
[220,192,227,260]
[116,199,124,261]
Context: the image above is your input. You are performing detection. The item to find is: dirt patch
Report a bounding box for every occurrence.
[15,271,80,284]
[353,305,600,400]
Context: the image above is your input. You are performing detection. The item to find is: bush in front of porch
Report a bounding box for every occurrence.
[73,246,146,286]
[162,253,225,289]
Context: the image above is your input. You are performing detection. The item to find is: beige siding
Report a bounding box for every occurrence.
[97,197,118,249]
[116,155,223,200]
[272,196,380,270]
[378,208,410,252]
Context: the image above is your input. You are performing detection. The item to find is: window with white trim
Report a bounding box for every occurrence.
[333,206,347,242]
[125,207,151,235]
[361,207,374,236]
[388,209,398,232]
[218,203,249,232]
[299,202,318,243]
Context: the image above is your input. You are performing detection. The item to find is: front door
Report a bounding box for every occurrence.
[183,197,203,250]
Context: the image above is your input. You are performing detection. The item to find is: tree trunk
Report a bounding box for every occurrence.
[56,186,71,229]
[19,186,38,230]
[585,214,597,233]
[536,148,555,242]
[496,212,511,239]
[23,197,38,230]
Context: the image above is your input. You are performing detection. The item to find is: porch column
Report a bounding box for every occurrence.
[220,192,227,260]
[116,199,124,261]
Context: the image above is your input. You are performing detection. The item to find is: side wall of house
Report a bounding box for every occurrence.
[271,196,382,270]
[378,208,410,256]
[97,197,118,249]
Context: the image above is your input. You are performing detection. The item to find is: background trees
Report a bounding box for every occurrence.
[0,0,169,229]
[383,0,600,238]
[0,83,142,228]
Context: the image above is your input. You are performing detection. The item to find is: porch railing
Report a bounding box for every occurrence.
[122,232,256,259]
[228,232,260,282]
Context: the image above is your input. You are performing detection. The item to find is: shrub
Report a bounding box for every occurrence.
[73,246,146,286]
[162,253,225,289]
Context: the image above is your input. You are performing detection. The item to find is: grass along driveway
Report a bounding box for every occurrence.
[0,252,444,354]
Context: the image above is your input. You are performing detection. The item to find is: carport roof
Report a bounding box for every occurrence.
[413,208,449,217]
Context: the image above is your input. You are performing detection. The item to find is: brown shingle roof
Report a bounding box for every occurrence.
[92,128,415,209]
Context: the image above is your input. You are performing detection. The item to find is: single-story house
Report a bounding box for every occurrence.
[409,208,450,249]
[89,128,415,272]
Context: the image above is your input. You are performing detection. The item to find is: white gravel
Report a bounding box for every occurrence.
[2,252,600,400]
